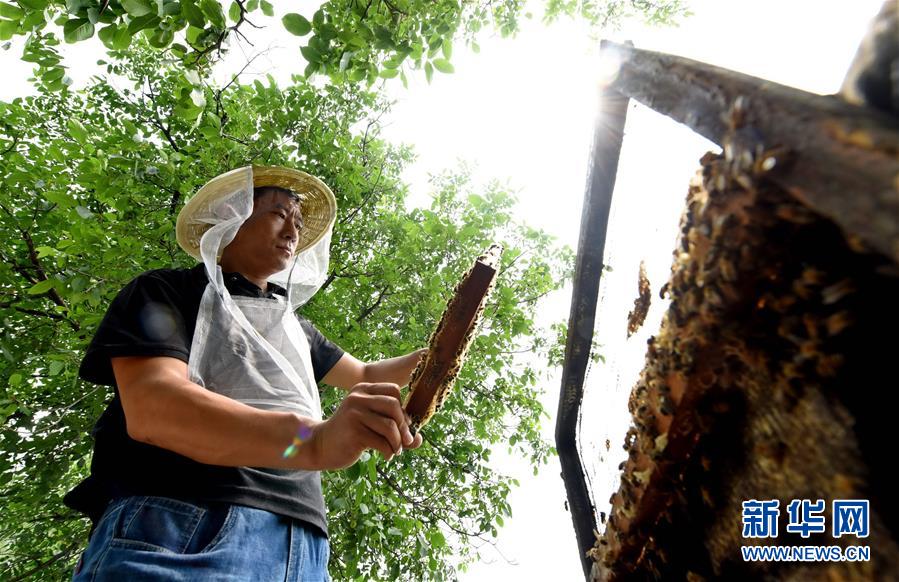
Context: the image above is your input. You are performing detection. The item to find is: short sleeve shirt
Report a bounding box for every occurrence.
[64,264,344,534]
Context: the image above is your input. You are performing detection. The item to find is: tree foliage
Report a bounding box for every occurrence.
[0,0,692,577]
[0,40,574,579]
[0,0,688,88]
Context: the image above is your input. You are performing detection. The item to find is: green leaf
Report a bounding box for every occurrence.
[121,0,154,17]
[373,24,392,48]
[97,24,131,50]
[8,373,22,387]
[20,8,44,28]
[43,66,65,82]
[228,1,239,23]
[378,68,398,79]
[299,44,320,64]
[48,360,64,376]
[317,22,337,41]
[127,13,160,34]
[35,245,58,258]
[0,2,24,20]
[346,461,362,481]
[65,0,89,14]
[427,37,441,58]
[199,0,224,28]
[259,0,272,16]
[0,19,16,41]
[63,17,94,42]
[147,27,173,48]
[162,0,181,16]
[27,279,55,295]
[424,61,433,84]
[109,24,131,49]
[180,0,205,27]
[16,0,47,9]
[382,54,404,69]
[432,58,454,74]
[43,189,74,208]
[442,38,452,60]
[71,276,88,292]
[347,66,365,82]
[282,12,310,36]
[185,24,202,43]
[67,118,88,143]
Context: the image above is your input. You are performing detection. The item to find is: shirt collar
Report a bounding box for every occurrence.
[222,271,287,299]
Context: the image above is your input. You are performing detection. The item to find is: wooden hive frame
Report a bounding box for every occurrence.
[404,245,502,433]
[557,25,899,580]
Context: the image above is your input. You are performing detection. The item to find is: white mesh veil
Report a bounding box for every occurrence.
[186,166,334,309]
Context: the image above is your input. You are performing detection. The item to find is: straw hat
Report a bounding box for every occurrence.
[176,165,337,260]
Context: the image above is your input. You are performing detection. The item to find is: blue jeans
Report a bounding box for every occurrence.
[73,496,330,581]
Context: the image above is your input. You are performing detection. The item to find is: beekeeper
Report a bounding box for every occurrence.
[66,166,424,580]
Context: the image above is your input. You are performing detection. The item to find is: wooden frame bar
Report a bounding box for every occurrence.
[601,40,899,264]
[556,87,630,579]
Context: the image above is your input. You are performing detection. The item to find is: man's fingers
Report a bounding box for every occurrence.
[351,382,402,401]
[351,394,414,446]
[360,423,397,461]
[360,411,404,454]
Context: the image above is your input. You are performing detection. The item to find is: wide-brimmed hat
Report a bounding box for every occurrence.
[176,165,337,260]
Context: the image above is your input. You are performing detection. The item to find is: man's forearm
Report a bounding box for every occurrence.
[363,349,426,386]
[114,356,421,473]
[117,360,320,471]
[128,376,420,471]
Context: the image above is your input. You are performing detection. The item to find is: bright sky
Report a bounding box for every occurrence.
[0,0,886,579]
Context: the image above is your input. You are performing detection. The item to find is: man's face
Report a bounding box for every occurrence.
[222,189,304,277]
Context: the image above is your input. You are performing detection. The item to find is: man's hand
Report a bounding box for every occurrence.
[309,382,424,470]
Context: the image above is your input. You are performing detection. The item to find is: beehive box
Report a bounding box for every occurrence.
[591,150,899,580]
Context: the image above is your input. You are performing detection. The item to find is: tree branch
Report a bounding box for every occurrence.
[355,284,394,323]
[187,0,261,66]
[0,205,80,330]
[143,77,183,154]
[376,464,488,539]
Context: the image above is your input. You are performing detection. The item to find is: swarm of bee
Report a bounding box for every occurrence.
[590,143,899,580]
[403,244,502,433]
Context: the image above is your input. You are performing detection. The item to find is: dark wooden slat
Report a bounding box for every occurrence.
[602,39,899,265]
[556,87,630,579]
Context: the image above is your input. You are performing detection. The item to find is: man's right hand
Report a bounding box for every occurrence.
[307,383,422,470]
